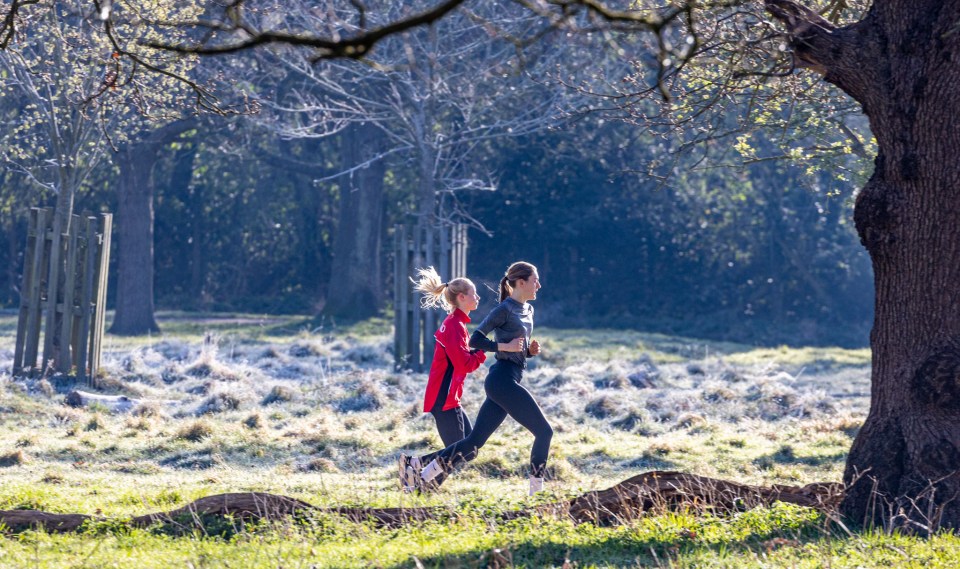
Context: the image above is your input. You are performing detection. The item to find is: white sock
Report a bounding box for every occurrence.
[421,459,442,482]
[529,476,544,496]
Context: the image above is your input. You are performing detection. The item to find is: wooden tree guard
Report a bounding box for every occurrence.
[393,223,467,371]
[13,207,112,385]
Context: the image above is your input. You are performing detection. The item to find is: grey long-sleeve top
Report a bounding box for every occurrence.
[469,297,534,368]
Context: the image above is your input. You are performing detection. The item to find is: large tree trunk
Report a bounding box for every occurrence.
[323,122,386,319]
[767,0,960,531]
[110,122,198,335]
[110,142,161,335]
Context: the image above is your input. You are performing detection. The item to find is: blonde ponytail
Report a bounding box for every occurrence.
[412,266,474,312]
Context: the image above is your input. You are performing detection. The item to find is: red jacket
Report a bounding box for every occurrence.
[423,309,486,412]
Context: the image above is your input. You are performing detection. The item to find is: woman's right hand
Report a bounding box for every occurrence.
[499,337,525,352]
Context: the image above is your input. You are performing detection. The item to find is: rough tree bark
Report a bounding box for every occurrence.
[323,122,386,319]
[767,0,960,531]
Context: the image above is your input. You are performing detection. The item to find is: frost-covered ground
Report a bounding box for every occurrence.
[0,312,869,515]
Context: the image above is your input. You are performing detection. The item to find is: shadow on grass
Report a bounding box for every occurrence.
[391,520,832,568]
[754,446,847,470]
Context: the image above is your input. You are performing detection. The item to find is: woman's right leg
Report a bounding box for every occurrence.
[418,362,515,487]
[484,368,553,478]
[419,407,473,477]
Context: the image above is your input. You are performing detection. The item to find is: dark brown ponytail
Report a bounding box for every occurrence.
[498,276,510,303]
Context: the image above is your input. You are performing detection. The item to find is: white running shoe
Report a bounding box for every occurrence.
[398,453,419,493]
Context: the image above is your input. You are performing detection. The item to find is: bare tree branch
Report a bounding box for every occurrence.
[143,0,470,58]
[0,0,40,49]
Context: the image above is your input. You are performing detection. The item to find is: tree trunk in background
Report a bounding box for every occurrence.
[412,102,438,223]
[769,0,960,530]
[110,121,198,335]
[323,122,386,319]
[110,142,161,335]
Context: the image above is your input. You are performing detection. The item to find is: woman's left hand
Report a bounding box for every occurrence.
[529,339,541,356]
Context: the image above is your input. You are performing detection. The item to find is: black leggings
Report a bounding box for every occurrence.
[431,406,473,446]
[418,382,474,476]
[431,360,553,478]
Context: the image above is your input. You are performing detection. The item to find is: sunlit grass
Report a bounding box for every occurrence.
[0,312,943,568]
[3,502,960,568]
[723,345,872,370]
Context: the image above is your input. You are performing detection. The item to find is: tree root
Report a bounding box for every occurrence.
[558,470,842,526]
[0,471,842,534]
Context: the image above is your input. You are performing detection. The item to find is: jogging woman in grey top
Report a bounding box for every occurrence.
[400,261,553,496]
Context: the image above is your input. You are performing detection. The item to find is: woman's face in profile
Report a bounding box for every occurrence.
[516,270,541,301]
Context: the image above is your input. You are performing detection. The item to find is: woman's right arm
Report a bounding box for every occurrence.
[469,329,498,352]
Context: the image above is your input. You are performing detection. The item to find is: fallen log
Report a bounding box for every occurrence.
[129,492,318,528]
[0,471,843,534]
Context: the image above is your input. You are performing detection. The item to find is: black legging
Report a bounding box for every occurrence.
[418,372,474,482]
[428,359,473,449]
[431,406,472,446]
[429,360,553,479]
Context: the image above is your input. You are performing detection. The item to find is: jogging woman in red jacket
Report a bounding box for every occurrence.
[404,267,523,491]
[402,262,548,495]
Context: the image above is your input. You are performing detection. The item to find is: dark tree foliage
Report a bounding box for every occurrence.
[466,118,870,347]
[152,134,336,314]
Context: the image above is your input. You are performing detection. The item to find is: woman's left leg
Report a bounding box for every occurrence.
[485,373,553,478]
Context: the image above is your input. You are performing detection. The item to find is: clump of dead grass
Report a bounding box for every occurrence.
[0,449,28,467]
[337,380,384,412]
[301,457,338,473]
[175,420,214,442]
[585,396,620,419]
[262,385,298,405]
[197,391,245,414]
[243,413,264,429]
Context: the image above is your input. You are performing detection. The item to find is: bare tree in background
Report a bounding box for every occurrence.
[0,1,252,337]
[249,2,616,318]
